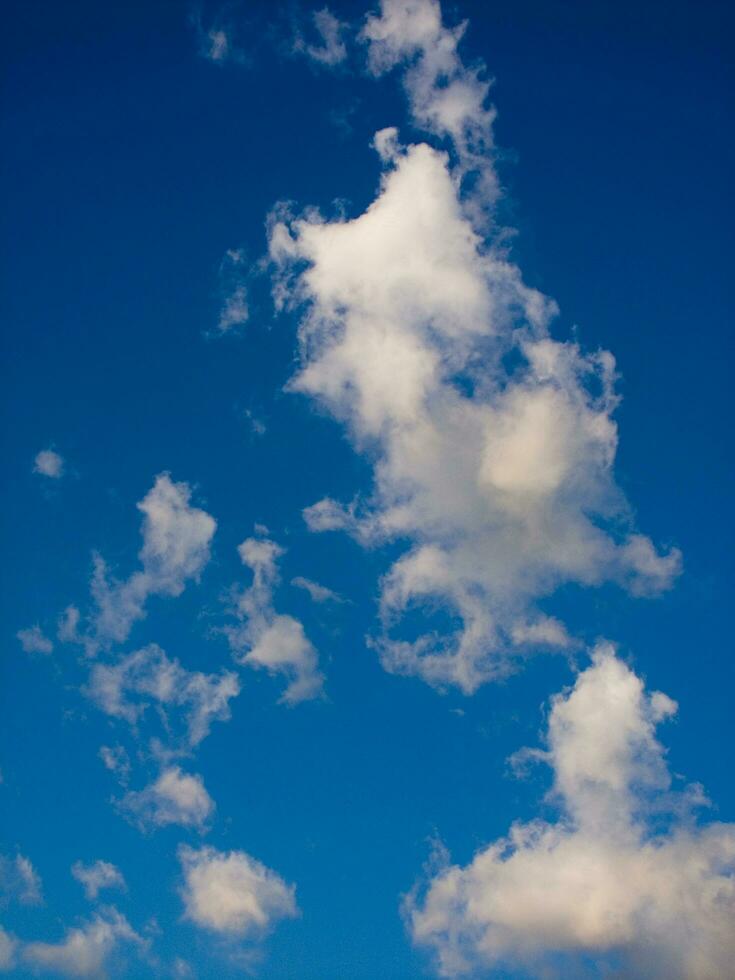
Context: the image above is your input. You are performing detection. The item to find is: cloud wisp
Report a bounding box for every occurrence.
[267,0,680,694]
[60,473,216,654]
[407,645,735,978]
[224,535,324,704]
[86,643,239,750]
[71,860,126,901]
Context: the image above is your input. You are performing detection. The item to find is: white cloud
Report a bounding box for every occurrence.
[71,861,126,901]
[16,625,53,655]
[216,248,249,333]
[0,927,16,971]
[191,8,248,67]
[408,645,735,978]
[178,845,298,937]
[362,0,498,211]
[33,449,64,479]
[86,643,239,748]
[0,853,42,906]
[294,7,349,66]
[225,536,324,704]
[291,575,344,604]
[22,908,144,978]
[121,767,214,832]
[268,17,680,693]
[62,474,216,652]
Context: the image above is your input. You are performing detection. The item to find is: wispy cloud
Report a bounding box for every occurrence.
[293,7,349,67]
[22,908,146,978]
[16,625,53,655]
[224,534,324,704]
[291,575,345,604]
[71,860,126,901]
[86,643,239,749]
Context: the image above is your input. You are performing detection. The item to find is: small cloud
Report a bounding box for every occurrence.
[72,860,126,901]
[190,8,249,66]
[120,767,215,832]
[291,576,345,604]
[0,853,43,906]
[214,249,250,335]
[22,907,145,977]
[16,625,53,655]
[99,745,132,785]
[178,844,298,937]
[33,449,64,479]
[293,7,349,67]
[225,537,325,705]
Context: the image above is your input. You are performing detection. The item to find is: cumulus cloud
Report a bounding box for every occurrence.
[86,643,239,748]
[121,767,214,832]
[0,854,42,906]
[268,1,680,694]
[62,474,216,653]
[71,861,126,901]
[291,575,344,604]
[224,536,324,704]
[33,448,64,479]
[22,908,145,978]
[178,845,298,937]
[408,645,735,978]
[294,7,349,66]
[16,625,53,655]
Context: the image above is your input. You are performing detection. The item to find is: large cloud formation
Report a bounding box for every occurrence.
[407,645,735,978]
[268,0,680,693]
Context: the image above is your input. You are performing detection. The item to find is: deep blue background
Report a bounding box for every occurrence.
[2,1,733,976]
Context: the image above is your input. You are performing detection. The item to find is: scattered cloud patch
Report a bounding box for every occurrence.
[408,645,735,978]
[190,7,249,66]
[61,474,216,652]
[33,449,64,479]
[86,643,239,748]
[291,575,344,604]
[16,625,53,655]
[71,860,126,901]
[293,7,349,66]
[179,845,298,937]
[0,854,42,906]
[0,927,16,971]
[22,908,145,978]
[225,536,324,704]
[121,767,214,832]
[216,248,250,333]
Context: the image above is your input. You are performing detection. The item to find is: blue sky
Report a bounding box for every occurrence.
[2,1,733,977]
